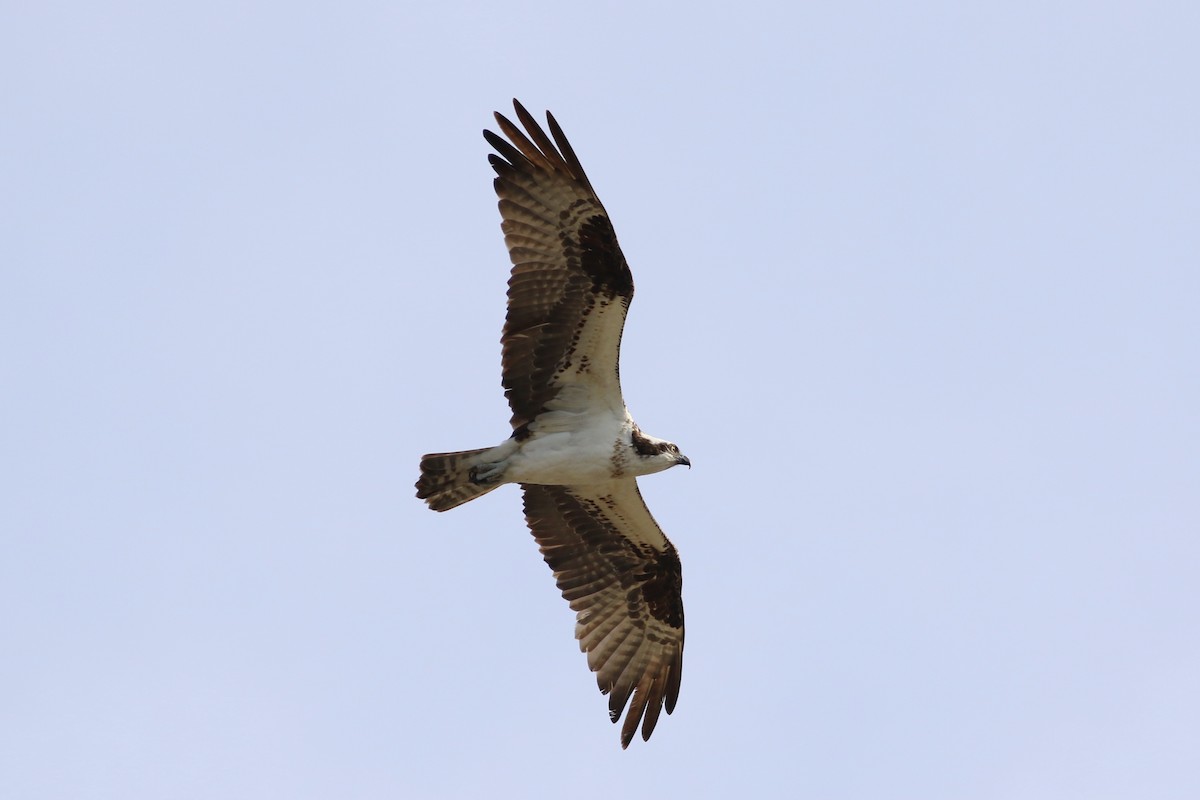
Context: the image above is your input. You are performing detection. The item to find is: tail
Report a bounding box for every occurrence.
[416,447,503,512]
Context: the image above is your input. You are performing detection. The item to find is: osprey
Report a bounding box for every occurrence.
[416,100,691,748]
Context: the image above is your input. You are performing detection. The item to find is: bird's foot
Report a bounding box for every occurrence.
[468,462,506,485]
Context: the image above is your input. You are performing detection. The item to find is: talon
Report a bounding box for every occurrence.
[469,463,505,485]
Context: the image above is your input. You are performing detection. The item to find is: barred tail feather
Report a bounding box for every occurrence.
[416,448,502,511]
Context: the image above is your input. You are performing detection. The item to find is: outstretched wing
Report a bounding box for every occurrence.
[521,481,684,748]
[485,100,634,433]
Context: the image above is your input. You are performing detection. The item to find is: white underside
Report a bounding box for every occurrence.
[490,406,633,486]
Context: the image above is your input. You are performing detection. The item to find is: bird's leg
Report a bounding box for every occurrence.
[468,462,507,485]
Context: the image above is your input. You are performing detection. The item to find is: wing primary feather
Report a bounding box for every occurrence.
[512,101,556,155]
[664,654,683,714]
[639,678,666,742]
[512,101,573,176]
[545,111,596,195]
[484,131,534,172]
[493,110,558,174]
[621,687,651,749]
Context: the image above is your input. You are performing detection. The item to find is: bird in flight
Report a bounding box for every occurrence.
[416,100,691,748]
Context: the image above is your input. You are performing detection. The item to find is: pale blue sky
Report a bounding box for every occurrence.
[3,2,1198,798]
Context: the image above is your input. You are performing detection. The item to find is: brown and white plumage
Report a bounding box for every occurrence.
[416,100,690,748]
[485,101,633,432]
[522,482,684,747]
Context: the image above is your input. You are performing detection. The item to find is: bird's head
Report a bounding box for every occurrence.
[630,427,691,476]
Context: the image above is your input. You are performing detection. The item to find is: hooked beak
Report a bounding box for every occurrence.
[677,454,691,469]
